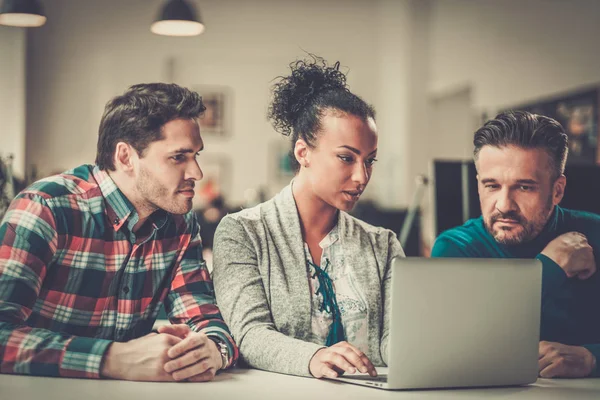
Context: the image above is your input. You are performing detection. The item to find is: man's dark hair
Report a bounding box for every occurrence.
[96,83,206,171]
[473,110,569,180]
[267,54,375,172]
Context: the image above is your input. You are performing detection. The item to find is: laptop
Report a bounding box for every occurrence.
[332,257,542,390]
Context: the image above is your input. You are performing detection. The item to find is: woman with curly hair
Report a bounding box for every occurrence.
[212,55,404,378]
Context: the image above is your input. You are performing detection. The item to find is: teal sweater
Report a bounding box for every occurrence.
[431,206,600,377]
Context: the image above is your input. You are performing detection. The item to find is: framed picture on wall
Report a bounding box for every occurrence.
[508,87,600,165]
[192,85,232,137]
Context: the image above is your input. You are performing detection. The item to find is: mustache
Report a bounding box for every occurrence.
[177,182,195,191]
[490,210,523,224]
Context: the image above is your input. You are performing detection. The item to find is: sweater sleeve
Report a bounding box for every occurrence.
[212,216,324,377]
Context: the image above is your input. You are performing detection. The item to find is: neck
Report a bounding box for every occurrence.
[107,169,156,231]
[292,173,338,240]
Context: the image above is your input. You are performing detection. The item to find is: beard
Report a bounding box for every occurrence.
[484,196,554,245]
[135,165,193,216]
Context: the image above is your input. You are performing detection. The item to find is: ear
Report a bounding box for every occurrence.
[293,139,311,168]
[552,174,566,206]
[114,142,137,173]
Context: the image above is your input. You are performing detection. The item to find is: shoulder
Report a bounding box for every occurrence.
[431,217,487,256]
[214,201,269,242]
[559,207,600,227]
[558,207,600,246]
[5,165,96,223]
[340,212,403,253]
[342,212,395,238]
[24,165,97,202]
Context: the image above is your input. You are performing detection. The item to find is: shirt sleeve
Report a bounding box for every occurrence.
[0,193,112,378]
[380,230,405,365]
[164,212,239,369]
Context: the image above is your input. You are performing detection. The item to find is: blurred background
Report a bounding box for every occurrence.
[2,0,600,262]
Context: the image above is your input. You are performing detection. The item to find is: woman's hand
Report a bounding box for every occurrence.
[309,341,377,378]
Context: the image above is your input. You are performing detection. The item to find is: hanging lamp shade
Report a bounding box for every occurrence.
[0,0,46,27]
[151,0,204,37]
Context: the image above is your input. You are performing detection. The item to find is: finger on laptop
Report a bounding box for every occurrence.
[309,347,357,378]
[332,342,376,376]
[344,344,377,376]
[327,352,358,374]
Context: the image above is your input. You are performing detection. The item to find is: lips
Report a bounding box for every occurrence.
[343,190,363,201]
[177,187,195,198]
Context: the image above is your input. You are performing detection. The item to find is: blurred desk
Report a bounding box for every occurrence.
[2,368,599,400]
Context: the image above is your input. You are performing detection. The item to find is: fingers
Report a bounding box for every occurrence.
[331,342,377,376]
[319,363,341,379]
[164,343,212,374]
[170,358,216,382]
[327,352,358,374]
[157,324,192,339]
[538,352,554,374]
[346,345,377,376]
[539,360,562,379]
[167,332,208,359]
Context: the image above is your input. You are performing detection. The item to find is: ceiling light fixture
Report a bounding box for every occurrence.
[151,0,204,37]
[0,0,46,28]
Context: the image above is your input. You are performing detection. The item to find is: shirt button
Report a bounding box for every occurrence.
[123,286,130,294]
[114,218,120,224]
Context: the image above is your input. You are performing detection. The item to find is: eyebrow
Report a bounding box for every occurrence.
[338,145,378,156]
[169,146,204,154]
[480,178,539,185]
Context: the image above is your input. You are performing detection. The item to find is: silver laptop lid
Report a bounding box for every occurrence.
[387,257,542,389]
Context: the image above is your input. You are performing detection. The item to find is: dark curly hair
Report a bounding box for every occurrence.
[96,83,206,171]
[474,110,568,180]
[267,55,375,171]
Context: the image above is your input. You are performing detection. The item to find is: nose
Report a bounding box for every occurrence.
[187,159,203,181]
[495,187,517,213]
[352,161,369,186]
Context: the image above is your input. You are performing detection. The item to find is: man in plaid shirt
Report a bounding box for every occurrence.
[0,83,238,381]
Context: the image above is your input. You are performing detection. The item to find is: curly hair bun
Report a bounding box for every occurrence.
[268,55,349,136]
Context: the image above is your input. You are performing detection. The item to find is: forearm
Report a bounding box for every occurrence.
[0,321,112,378]
[238,325,324,377]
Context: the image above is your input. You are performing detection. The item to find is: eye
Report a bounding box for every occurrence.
[484,184,500,190]
[338,155,353,163]
[171,154,185,162]
[366,157,378,166]
[520,185,534,191]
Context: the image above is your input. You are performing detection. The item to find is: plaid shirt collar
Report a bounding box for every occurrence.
[92,165,168,233]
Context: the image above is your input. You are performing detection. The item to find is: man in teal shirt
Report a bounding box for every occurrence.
[431,111,599,378]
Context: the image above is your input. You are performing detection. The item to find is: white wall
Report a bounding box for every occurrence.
[26,0,414,206]
[0,26,26,178]
[26,0,600,212]
[428,0,600,112]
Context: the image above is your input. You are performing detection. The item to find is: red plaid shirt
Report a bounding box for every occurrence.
[0,165,238,378]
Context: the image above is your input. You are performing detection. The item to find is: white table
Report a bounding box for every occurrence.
[1,368,600,400]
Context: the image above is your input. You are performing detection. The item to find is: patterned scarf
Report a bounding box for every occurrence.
[308,258,346,346]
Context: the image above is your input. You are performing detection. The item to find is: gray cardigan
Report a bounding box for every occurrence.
[212,184,404,377]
